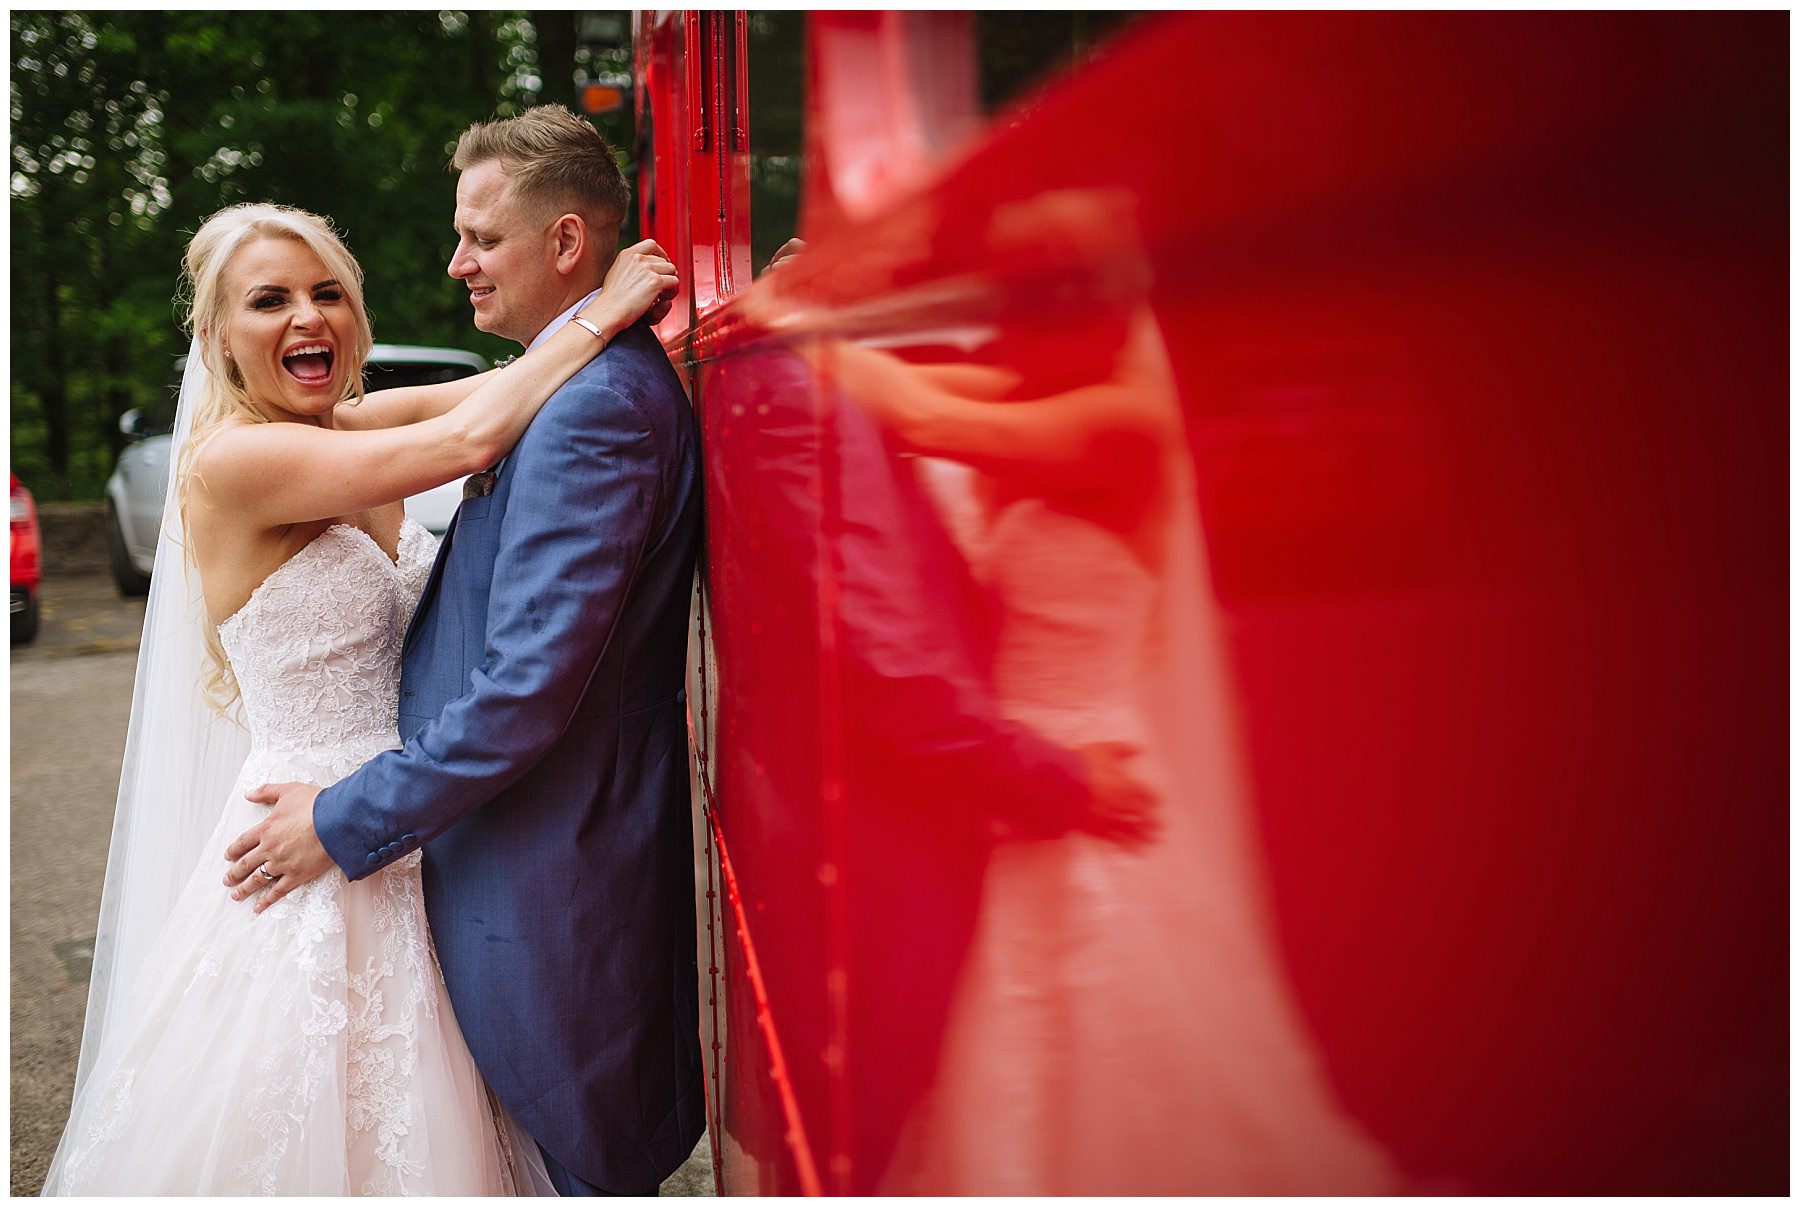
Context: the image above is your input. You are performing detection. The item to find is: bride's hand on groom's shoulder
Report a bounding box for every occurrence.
[598,239,680,329]
[222,781,336,914]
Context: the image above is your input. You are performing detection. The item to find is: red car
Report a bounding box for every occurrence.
[11,473,40,643]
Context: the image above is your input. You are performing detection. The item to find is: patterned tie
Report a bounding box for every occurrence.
[463,467,498,499]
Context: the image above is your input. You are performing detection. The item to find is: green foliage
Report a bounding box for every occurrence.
[746,12,805,274]
[974,11,1142,115]
[10,10,632,500]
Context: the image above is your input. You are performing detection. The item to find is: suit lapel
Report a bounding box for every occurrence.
[403,507,459,659]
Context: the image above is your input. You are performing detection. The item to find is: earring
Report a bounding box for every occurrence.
[224,348,233,360]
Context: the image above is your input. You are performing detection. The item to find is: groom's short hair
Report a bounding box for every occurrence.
[452,105,630,244]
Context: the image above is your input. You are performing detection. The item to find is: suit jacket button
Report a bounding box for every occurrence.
[401,833,416,845]
[366,853,380,866]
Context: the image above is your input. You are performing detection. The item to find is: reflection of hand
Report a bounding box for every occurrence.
[1074,741,1159,848]
[222,781,335,914]
[764,237,808,273]
[915,362,1021,401]
[826,343,953,447]
[593,238,680,332]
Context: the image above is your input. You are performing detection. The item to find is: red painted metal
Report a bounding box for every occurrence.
[644,10,1786,1196]
[705,789,827,1196]
[688,596,825,1195]
[728,11,749,154]
[684,12,705,153]
[801,11,980,238]
[634,10,695,337]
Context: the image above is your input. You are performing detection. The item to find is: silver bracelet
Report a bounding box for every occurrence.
[569,315,607,341]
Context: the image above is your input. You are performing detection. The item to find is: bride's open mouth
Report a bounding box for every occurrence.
[282,342,335,385]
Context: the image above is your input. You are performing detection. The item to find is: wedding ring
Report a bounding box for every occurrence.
[256,865,276,884]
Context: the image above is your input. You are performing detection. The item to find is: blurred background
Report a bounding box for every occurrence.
[10,10,649,500]
[9,10,1137,502]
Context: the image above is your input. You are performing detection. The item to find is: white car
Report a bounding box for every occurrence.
[106,343,488,595]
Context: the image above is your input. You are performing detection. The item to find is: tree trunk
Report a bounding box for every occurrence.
[95,241,129,462]
[532,11,577,110]
[469,11,504,106]
[38,212,71,479]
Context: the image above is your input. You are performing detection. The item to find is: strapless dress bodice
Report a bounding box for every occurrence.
[217,520,436,780]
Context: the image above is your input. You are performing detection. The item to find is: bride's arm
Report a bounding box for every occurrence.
[334,240,677,432]
[329,364,499,432]
[830,310,1177,489]
[192,277,670,528]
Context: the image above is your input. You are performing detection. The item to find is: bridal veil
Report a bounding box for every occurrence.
[66,339,251,1101]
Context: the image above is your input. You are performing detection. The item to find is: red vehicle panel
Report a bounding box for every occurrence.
[641,11,1784,1195]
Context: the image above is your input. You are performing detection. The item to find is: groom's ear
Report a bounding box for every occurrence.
[550,213,588,276]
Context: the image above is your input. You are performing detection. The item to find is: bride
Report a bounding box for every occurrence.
[41,202,674,1195]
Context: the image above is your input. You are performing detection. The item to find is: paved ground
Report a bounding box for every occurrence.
[12,577,147,665]
[10,640,132,1196]
[10,573,715,1194]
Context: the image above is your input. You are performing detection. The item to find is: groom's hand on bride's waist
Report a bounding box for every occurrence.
[223,781,334,914]
[1073,741,1161,849]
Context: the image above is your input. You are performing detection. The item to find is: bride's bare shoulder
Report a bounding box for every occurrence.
[187,418,263,476]
[185,423,294,541]
[188,419,316,505]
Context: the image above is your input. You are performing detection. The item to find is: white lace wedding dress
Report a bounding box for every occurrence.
[43,519,526,1195]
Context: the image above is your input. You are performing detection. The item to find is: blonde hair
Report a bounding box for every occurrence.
[175,202,374,709]
[452,104,630,242]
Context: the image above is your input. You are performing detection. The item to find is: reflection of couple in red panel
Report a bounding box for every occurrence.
[735,192,1394,1194]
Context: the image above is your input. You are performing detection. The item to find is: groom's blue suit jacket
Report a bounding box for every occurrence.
[313,320,705,1194]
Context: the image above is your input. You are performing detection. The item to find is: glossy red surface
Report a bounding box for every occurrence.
[645,11,1785,1195]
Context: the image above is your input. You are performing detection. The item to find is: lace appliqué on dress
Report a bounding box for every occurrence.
[347,852,437,1194]
[53,1069,136,1192]
[237,879,350,1195]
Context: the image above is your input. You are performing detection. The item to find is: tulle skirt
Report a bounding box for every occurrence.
[43,744,523,1195]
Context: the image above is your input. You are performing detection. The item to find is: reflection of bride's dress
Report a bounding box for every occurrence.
[43,520,520,1195]
[892,491,1394,1194]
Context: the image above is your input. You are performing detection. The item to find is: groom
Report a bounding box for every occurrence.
[223,105,705,1196]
